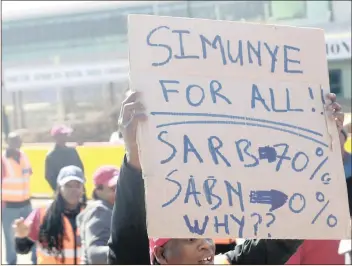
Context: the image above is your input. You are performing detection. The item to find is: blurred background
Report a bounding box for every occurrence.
[2,0,351,143]
[1,2,351,264]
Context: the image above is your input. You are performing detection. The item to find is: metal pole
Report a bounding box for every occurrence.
[153,1,159,15]
[53,56,66,122]
[2,105,10,139]
[18,91,25,128]
[11,91,18,130]
[186,1,192,18]
[214,2,221,20]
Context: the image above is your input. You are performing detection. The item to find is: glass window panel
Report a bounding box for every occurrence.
[329,69,342,95]
[3,4,157,48]
[189,2,217,19]
[157,2,189,17]
[218,1,267,21]
[270,1,307,20]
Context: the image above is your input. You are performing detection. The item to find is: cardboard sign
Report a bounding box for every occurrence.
[128,14,351,239]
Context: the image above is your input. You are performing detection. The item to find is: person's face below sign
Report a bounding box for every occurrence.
[97,184,117,204]
[107,185,117,204]
[60,180,84,207]
[155,238,215,265]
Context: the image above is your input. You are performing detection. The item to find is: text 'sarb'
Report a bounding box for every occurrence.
[128,14,350,239]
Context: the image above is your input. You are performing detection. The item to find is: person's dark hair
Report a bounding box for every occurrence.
[92,185,103,200]
[82,186,87,205]
[341,129,348,142]
[38,187,87,262]
[92,185,104,200]
[92,189,99,200]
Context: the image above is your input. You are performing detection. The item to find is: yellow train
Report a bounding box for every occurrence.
[21,143,126,199]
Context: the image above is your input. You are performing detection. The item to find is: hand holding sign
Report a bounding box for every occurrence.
[325,93,344,131]
[128,14,350,239]
[118,91,146,170]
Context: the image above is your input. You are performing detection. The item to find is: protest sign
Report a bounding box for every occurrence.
[128,14,351,239]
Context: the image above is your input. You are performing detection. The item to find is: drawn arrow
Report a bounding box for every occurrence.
[249,189,288,212]
[258,146,277,163]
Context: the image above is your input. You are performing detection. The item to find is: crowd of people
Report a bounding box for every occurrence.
[1,91,351,265]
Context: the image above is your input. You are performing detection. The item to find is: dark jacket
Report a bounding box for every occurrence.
[77,199,113,264]
[107,156,303,265]
[45,145,84,191]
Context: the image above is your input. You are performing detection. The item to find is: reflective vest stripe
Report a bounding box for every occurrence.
[1,189,30,195]
[3,177,30,184]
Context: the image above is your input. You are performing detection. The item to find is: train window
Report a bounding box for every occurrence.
[157,2,189,17]
[3,12,128,47]
[329,69,342,95]
[189,1,217,19]
[218,1,266,22]
[270,1,307,20]
[3,3,154,48]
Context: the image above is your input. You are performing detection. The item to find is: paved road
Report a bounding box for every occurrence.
[1,199,52,265]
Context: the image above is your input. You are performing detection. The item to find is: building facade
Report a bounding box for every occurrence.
[2,1,351,129]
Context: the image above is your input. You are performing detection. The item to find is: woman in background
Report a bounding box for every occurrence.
[13,165,86,265]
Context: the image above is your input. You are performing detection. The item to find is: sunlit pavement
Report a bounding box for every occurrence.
[1,199,53,265]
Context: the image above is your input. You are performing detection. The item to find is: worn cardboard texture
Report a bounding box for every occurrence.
[128,14,351,239]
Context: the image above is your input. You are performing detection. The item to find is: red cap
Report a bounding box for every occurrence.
[93,166,120,188]
[51,125,73,137]
[149,238,171,264]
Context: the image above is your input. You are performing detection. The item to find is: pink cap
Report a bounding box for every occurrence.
[149,238,171,264]
[51,125,73,137]
[93,166,119,188]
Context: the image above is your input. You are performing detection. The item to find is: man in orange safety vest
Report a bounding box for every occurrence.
[1,132,37,264]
